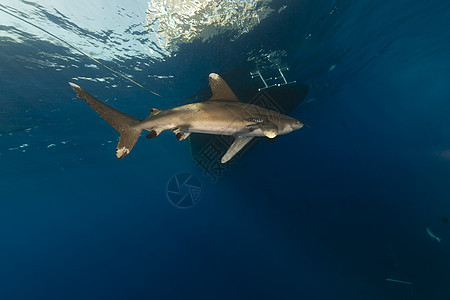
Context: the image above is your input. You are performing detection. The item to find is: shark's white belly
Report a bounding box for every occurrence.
[188,125,264,136]
[187,116,265,137]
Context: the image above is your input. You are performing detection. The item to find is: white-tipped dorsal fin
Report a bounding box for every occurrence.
[208,73,240,102]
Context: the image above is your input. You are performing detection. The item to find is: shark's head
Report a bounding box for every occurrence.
[277,115,304,134]
[291,119,304,131]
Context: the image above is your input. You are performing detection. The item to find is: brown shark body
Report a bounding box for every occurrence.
[69,73,303,163]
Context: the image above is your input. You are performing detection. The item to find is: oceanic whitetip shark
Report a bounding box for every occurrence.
[69,73,303,163]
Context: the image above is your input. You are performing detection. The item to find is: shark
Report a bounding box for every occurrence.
[69,73,304,163]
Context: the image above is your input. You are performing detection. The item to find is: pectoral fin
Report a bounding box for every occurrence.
[221,136,253,163]
[258,123,278,138]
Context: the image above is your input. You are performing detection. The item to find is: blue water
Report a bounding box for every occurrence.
[1,0,450,299]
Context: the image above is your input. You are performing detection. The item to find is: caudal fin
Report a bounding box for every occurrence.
[69,82,142,158]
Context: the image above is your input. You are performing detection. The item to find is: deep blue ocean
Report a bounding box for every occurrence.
[1,0,450,299]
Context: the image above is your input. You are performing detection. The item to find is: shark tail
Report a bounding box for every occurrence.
[69,82,142,158]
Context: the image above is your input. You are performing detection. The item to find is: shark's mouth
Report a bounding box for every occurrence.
[145,0,274,55]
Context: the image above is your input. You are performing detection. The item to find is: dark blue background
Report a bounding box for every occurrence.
[1,0,450,299]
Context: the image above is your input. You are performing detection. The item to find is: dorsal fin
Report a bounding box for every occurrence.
[208,73,240,102]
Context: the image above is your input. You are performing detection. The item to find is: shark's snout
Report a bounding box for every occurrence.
[292,120,304,130]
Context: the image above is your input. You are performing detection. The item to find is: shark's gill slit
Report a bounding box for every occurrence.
[0,6,161,97]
